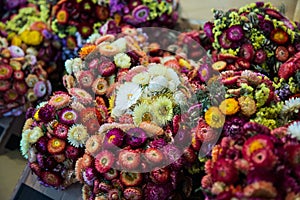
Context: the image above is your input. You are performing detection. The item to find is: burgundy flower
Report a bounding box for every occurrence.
[226,25,244,41]
[26,107,36,119]
[38,104,55,122]
[104,128,125,149]
[125,127,147,148]
[149,138,167,149]
[144,182,173,200]
[204,22,214,41]
[259,20,274,33]
[222,116,247,139]
[35,136,49,154]
[132,5,150,22]
[211,158,238,184]
[218,32,232,49]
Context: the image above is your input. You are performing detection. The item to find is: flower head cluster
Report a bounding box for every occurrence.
[202,122,300,199]
[0,36,52,117]
[19,90,99,189]
[204,2,300,77]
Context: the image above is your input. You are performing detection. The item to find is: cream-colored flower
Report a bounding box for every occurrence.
[148,76,169,92]
[114,53,131,68]
[148,64,167,76]
[132,72,150,85]
[111,38,127,53]
[288,121,300,140]
[113,82,142,114]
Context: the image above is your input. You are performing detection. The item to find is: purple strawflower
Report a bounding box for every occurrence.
[198,64,211,82]
[256,2,265,7]
[58,107,78,125]
[222,116,247,139]
[39,104,55,122]
[132,5,150,22]
[144,182,173,200]
[35,136,49,154]
[218,32,232,49]
[33,81,47,98]
[109,0,125,14]
[203,22,214,40]
[149,138,167,149]
[103,128,125,149]
[162,144,182,163]
[259,20,274,33]
[125,127,147,148]
[26,107,36,119]
[83,167,96,186]
[226,25,244,41]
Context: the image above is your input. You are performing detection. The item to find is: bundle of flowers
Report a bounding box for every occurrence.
[1,0,64,91]
[201,121,300,199]
[74,59,207,199]
[50,0,179,59]
[0,36,52,117]
[99,0,179,35]
[203,2,300,78]
[1,0,28,21]
[62,26,149,96]
[19,89,108,189]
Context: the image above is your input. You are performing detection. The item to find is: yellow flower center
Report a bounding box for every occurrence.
[201,69,207,77]
[127,93,133,100]
[108,135,116,143]
[142,112,153,123]
[64,112,74,120]
[0,68,8,75]
[249,140,264,154]
[53,139,61,148]
[54,96,63,103]
[97,83,104,90]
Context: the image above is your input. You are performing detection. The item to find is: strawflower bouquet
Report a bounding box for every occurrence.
[62,26,149,94]
[75,63,204,200]
[201,121,300,199]
[60,26,221,199]
[1,0,64,93]
[203,2,300,78]
[0,36,52,116]
[20,88,109,189]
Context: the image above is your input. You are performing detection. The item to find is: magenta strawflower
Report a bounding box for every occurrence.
[226,25,244,41]
[58,107,78,125]
[103,128,125,149]
[125,127,147,148]
[38,104,55,122]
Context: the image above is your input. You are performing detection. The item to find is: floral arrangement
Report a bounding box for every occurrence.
[19,88,108,189]
[59,25,219,199]
[203,2,300,77]
[201,121,300,199]
[62,26,149,92]
[51,0,179,38]
[0,36,52,116]
[50,0,179,60]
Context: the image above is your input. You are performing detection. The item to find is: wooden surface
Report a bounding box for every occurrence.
[180,0,300,22]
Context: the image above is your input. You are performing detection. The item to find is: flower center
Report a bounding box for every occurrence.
[0,68,8,75]
[101,158,107,165]
[142,112,152,123]
[108,135,116,143]
[64,112,74,120]
[54,96,63,102]
[97,83,104,90]
[201,69,207,77]
[53,139,61,148]
[249,141,264,154]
